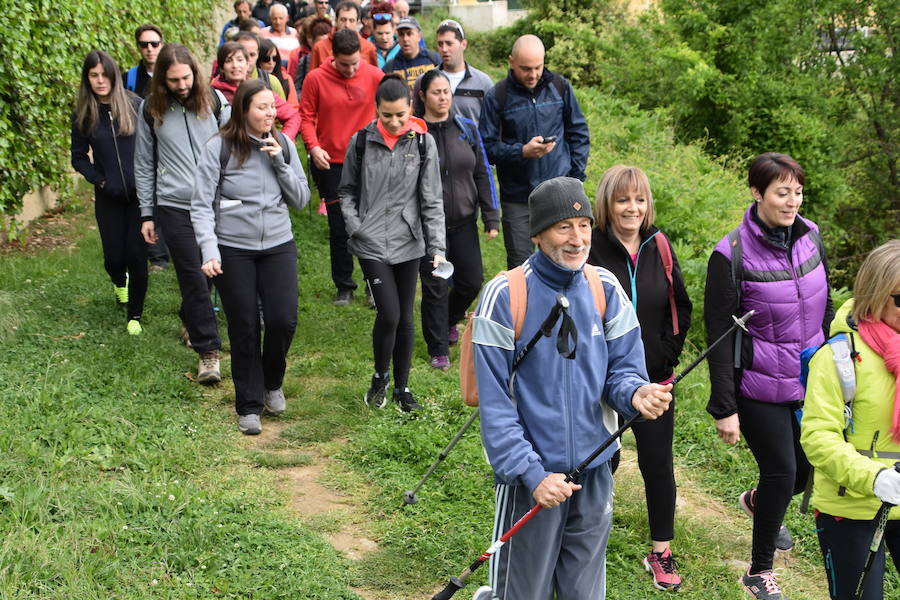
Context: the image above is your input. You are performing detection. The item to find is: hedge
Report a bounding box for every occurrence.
[0,0,218,220]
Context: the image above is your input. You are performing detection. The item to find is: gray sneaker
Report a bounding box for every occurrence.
[197,350,221,385]
[264,389,286,415]
[237,413,262,435]
[333,289,353,306]
[472,586,493,600]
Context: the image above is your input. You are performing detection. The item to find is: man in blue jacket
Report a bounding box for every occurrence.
[471,177,672,600]
[479,35,590,269]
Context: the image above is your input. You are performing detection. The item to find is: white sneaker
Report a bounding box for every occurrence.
[472,586,493,600]
[264,389,286,415]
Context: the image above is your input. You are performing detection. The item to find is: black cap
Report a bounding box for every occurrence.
[396,16,420,30]
[528,177,593,236]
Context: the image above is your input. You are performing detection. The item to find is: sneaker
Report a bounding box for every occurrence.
[237,413,262,435]
[430,355,450,371]
[149,261,168,272]
[395,389,423,412]
[643,548,682,591]
[471,586,493,600]
[114,285,128,305]
[333,289,353,307]
[448,325,459,346]
[741,568,787,600]
[739,489,794,551]
[197,350,221,385]
[126,319,142,335]
[179,323,193,348]
[364,374,389,408]
[264,388,286,415]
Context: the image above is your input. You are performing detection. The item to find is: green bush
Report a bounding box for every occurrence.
[0,0,217,219]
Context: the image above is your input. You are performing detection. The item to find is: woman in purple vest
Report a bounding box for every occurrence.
[705,152,834,600]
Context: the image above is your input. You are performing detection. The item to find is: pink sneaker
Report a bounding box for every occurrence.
[643,548,682,591]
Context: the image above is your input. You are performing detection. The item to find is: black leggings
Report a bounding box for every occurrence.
[738,397,811,572]
[94,195,147,320]
[359,257,420,390]
[632,395,677,542]
[816,512,900,600]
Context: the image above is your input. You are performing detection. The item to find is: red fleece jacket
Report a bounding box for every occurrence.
[299,58,383,163]
[211,75,300,141]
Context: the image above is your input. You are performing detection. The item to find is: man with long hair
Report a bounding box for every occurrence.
[135,43,231,385]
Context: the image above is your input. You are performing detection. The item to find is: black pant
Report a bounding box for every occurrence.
[359,257,419,390]
[738,397,811,572]
[500,199,532,269]
[94,195,148,321]
[632,395,677,542]
[215,241,298,416]
[311,162,357,293]
[156,206,220,354]
[419,220,485,357]
[816,512,900,600]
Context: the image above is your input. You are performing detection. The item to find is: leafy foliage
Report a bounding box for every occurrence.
[0,0,215,218]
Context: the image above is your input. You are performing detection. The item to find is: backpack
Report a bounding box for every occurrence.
[459,265,607,407]
[353,126,428,207]
[125,66,139,93]
[653,232,679,335]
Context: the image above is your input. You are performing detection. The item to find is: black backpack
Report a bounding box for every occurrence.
[352,126,428,208]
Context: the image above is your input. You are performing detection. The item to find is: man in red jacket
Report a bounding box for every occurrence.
[300,28,384,306]
[309,1,378,70]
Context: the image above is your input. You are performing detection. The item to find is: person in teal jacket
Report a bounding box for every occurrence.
[800,239,900,600]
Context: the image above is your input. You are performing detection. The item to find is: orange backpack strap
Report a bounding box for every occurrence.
[583,266,607,320]
[502,266,528,340]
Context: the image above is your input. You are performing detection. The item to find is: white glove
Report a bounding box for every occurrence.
[873,468,900,505]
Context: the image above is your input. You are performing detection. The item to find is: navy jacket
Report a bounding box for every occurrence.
[478,68,589,203]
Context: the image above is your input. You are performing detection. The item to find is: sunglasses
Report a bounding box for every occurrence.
[261,54,277,62]
[373,12,392,21]
[892,293,900,308]
[138,40,161,49]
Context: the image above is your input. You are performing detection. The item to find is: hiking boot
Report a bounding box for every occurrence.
[264,388,286,415]
[643,547,682,591]
[471,586,493,600]
[333,289,353,307]
[448,325,459,345]
[430,355,450,371]
[197,350,221,385]
[741,568,787,599]
[395,389,422,412]
[364,374,389,408]
[126,319,142,336]
[739,488,794,551]
[179,323,193,348]
[114,285,128,305]
[237,413,262,435]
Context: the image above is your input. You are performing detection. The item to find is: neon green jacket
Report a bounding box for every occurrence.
[800,299,900,520]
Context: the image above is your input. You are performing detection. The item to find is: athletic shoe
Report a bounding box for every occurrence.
[741,568,787,599]
[197,350,221,385]
[395,389,423,412]
[364,374,389,408]
[739,488,794,551]
[237,413,262,435]
[430,355,450,371]
[471,586,493,600]
[114,285,128,305]
[333,289,353,306]
[448,325,459,346]
[643,547,682,591]
[264,388,286,415]
[179,323,193,348]
[149,261,168,272]
[126,319,142,336]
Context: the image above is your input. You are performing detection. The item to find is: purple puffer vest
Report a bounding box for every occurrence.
[714,205,828,404]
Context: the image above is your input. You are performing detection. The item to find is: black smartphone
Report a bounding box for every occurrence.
[541,136,557,144]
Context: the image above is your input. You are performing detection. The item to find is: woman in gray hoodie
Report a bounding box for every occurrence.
[191,79,310,435]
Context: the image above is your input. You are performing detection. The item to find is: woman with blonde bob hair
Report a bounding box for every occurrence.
[588,164,692,591]
[801,239,900,600]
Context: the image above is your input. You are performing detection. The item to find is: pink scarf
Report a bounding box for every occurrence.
[858,319,900,442]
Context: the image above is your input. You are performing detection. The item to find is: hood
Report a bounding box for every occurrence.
[407,116,427,134]
[830,298,857,337]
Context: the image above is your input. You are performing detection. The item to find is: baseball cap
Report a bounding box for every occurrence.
[396,16,421,31]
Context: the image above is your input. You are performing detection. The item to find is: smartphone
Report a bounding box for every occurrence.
[541,136,557,144]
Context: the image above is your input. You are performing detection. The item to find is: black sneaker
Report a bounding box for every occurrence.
[739,489,794,551]
[333,289,353,307]
[395,389,422,412]
[364,374,389,408]
[741,568,787,599]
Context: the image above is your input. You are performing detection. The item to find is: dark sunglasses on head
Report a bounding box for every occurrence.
[373,12,392,21]
[892,292,900,308]
[138,40,162,49]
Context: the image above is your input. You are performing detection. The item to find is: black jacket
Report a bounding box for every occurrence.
[70,94,142,203]
[588,225,692,382]
[425,116,499,231]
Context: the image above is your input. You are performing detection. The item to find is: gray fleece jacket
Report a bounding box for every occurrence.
[338,120,445,265]
[135,95,231,217]
[191,134,310,263]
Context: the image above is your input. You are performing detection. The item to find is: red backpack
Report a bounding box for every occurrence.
[655,232,679,335]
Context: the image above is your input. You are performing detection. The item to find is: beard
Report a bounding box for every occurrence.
[545,244,590,271]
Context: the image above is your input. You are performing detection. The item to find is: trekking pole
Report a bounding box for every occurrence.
[402,295,571,508]
[430,309,755,600]
[853,463,900,600]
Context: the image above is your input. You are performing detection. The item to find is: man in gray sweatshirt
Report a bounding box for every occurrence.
[135,43,231,384]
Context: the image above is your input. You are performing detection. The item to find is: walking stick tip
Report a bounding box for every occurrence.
[402,490,418,505]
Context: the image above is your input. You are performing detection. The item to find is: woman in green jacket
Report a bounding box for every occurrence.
[800,239,900,600]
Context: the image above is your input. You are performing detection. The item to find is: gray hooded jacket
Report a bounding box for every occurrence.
[191,134,310,264]
[338,121,446,265]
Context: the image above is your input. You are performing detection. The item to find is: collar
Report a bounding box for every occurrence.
[529,249,585,291]
[506,67,554,95]
[439,61,470,79]
[744,203,807,249]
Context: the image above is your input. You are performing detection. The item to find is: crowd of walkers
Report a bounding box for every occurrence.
[67,2,898,599]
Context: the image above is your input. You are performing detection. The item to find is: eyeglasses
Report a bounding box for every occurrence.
[892,293,900,308]
[261,54,278,62]
[373,12,392,21]
[138,40,162,49]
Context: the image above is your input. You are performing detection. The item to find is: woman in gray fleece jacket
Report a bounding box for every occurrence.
[191,79,310,435]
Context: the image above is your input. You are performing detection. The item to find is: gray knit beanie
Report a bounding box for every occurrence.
[528,177,593,236]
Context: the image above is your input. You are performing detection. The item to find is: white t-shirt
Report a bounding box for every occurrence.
[442,68,466,93]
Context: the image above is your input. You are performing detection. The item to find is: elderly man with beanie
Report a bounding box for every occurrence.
[471,177,673,600]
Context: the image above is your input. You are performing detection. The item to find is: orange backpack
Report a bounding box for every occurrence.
[459,265,607,407]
